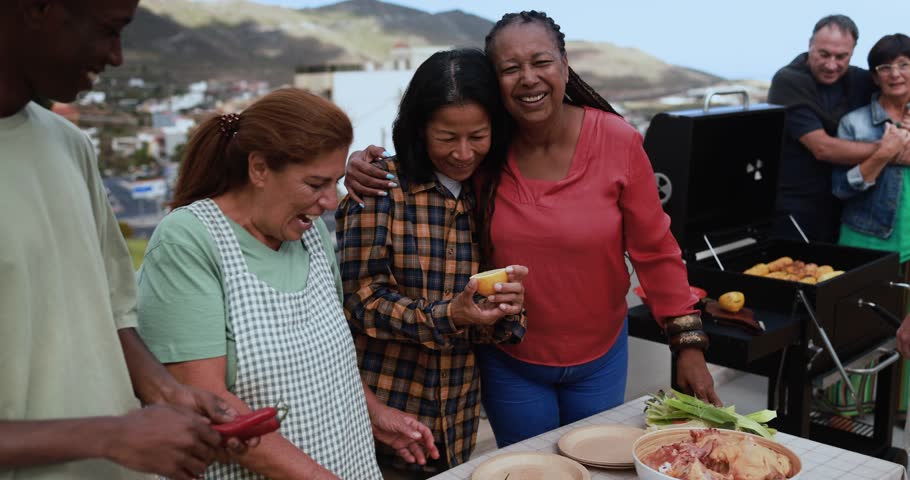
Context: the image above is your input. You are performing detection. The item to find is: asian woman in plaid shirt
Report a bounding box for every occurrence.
[336,49,529,479]
[343,10,720,454]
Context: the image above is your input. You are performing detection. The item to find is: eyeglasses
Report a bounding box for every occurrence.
[874,62,910,75]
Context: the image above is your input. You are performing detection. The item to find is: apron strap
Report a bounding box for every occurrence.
[180,198,250,279]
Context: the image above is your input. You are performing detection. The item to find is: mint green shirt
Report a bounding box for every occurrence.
[0,102,145,480]
[137,208,342,389]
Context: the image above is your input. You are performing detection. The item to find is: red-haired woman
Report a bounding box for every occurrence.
[137,88,437,479]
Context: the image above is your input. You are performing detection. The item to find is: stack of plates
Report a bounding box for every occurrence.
[557,424,645,469]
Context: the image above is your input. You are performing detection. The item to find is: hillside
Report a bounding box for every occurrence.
[121,0,722,95]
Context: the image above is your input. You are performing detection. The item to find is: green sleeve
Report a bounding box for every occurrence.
[137,210,228,364]
[77,132,138,330]
[315,217,343,303]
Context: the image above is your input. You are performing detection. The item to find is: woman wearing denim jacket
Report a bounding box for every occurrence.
[833,34,910,365]
[832,34,910,255]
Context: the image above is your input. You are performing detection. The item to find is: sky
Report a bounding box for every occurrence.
[252,0,910,80]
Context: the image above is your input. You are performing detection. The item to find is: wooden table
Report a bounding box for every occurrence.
[429,396,908,480]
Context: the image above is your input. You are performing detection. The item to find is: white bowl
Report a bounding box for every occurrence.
[632,428,802,480]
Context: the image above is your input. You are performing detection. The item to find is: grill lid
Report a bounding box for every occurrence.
[643,98,787,259]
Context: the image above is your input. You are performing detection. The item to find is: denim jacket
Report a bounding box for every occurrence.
[832,93,904,239]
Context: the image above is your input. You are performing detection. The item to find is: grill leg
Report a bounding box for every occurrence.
[776,343,812,437]
[873,352,899,455]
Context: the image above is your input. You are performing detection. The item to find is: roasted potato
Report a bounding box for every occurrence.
[816,265,834,277]
[767,256,794,272]
[744,263,770,276]
[817,270,845,283]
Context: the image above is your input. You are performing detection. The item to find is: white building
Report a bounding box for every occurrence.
[160,116,196,160]
[332,69,417,154]
[189,81,208,93]
[79,91,106,105]
[388,44,448,71]
[112,136,142,156]
[294,44,452,157]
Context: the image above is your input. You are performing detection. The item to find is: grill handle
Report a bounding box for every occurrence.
[703,88,751,113]
[796,290,858,400]
[788,215,810,244]
[857,299,903,329]
[889,281,910,291]
[845,348,902,375]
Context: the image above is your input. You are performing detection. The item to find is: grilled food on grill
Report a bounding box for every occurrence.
[744,257,840,283]
[744,263,770,276]
[815,265,834,276]
[766,256,793,272]
[817,270,845,282]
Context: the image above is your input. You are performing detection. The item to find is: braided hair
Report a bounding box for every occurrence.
[475,10,619,267]
[484,10,618,115]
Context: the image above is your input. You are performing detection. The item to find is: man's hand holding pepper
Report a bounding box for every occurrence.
[102,404,222,480]
[117,329,258,466]
[157,382,256,460]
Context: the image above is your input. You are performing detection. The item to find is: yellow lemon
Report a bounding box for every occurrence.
[471,268,508,296]
[718,291,745,313]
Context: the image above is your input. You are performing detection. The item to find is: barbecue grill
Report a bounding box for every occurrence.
[629,89,907,462]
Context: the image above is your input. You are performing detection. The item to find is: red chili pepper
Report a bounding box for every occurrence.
[213,404,287,443]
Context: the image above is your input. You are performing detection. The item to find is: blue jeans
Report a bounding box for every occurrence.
[475,320,629,447]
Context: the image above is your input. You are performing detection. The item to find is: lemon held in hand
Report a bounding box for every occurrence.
[718,291,745,313]
[471,268,508,297]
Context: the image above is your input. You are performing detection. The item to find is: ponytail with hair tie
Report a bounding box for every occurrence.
[219,113,241,138]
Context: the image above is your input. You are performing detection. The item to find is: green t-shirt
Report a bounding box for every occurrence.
[137,208,342,389]
[0,102,145,480]
[839,169,910,263]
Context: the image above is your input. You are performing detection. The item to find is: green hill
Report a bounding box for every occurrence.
[121,0,722,96]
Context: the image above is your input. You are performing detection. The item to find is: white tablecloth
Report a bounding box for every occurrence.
[430,396,908,480]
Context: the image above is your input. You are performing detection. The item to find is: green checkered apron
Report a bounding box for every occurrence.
[186,199,381,479]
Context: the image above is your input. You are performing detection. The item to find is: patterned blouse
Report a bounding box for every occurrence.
[336,157,526,472]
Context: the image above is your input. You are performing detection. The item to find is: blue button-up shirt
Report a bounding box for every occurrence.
[832,93,904,239]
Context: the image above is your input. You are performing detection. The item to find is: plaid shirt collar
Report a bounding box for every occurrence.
[397,166,475,211]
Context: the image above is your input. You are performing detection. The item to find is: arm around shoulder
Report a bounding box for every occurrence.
[799,129,878,165]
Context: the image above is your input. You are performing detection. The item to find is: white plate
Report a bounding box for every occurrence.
[557,424,644,466]
[471,452,590,480]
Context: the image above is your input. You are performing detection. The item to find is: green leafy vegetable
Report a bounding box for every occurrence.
[644,389,777,439]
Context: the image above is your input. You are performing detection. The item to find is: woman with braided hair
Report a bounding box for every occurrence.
[344,11,720,447]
